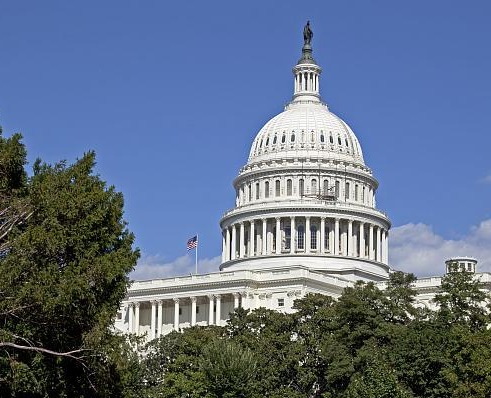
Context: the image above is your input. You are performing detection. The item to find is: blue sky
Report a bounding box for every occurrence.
[1,1,491,277]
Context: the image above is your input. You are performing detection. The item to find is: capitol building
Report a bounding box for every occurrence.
[114,26,488,340]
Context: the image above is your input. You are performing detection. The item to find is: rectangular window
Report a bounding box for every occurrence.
[345,182,350,200]
[256,182,260,199]
[265,181,269,198]
[285,227,291,250]
[278,298,285,307]
[275,180,281,197]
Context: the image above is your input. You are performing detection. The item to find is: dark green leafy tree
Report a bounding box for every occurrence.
[0,131,140,397]
[433,270,490,330]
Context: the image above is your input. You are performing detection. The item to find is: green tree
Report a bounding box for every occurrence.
[200,338,257,398]
[434,270,490,330]
[0,131,140,397]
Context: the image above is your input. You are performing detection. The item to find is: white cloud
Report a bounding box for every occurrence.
[390,219,491,277]
[480,174,491,184]
[130,253,222,280]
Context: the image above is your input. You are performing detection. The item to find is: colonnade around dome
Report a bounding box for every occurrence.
[221,216,389,265]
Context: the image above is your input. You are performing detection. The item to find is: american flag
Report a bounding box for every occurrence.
[187,235,198,250]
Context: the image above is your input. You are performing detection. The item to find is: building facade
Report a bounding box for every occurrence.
[114,28,488,341]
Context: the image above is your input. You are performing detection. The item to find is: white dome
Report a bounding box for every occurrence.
[247,101,365,165]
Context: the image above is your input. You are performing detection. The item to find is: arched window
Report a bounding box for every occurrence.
[362,186,365,203]
[281,134,286,144]
[324,225,330,251]
[299,178,304,196]
[256,182,260,200]
[297,225,305,250]
[329,135,334,144]
[248,184,252,201]
[335,181,340,199]
[345,139,349,147]
[311,133,315,142]
[345,182,350,200]
[291,134,295,142]
[320,134,325,143]
[338,137,342,145]
[311,179,317,194]
[265,181,270,198]
[323,179,329,195]
[273,135,277,145]
[285,227,291,250]
[354,184,359,201]
[287,179,292,196]
[275,180,281,197]
[259,139,263,148]
[266,137,270,146]
[311,225,318,250]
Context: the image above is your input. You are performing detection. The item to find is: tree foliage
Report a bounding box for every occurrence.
[0,130,140,397]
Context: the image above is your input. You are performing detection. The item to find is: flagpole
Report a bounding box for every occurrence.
[195,234,198,275]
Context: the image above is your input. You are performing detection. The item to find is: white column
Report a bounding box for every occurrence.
[231,225,237,260]
[369,224,374,260]
[208,295,214,325]
[334,218,340,255]
[157,300,163,337]
[173,298,179,332]
[320,217,325,253]
[150,300,157,340]
[359,222,365,258]
[329,221,334,253]
[306,216,311,252]
[191,296,197,327]
[215,295,221,326]
[225,228,231,261]
[241,292,248,310]
[222,230,226,263]
[385,230,389,264]
[382,229,387,264]
[239,222,245,258]
[134,302,140,335]
[262,218,267,255]
[290,216,295,254]
[233,293,240,309]
[376,227,381,262]
[347,220,353,256]
[128,303,134,333]
[275,217,281,254]
[250,221,255,257]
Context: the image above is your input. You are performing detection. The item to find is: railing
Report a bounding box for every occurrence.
[221,198,389,219]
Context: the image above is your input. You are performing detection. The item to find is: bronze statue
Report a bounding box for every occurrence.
[303,21,313,45]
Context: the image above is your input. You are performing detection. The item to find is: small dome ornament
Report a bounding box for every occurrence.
[303,20,313,45]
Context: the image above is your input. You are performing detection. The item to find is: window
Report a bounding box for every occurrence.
[362,186,365,203]
[248,184,252,201]
[285,227,291,250]
[291,134,295,142]
[266,137,269,146]
[345,182,350,200]
[329,135,334,144]
[324,226,330,251]
[311,226,318,250]
[311,132,315,142]
[278,298,285,307]
[272,229,276,251]
[265,181,269,198]
[256,182,260,200]
[355,184,359,201]
[297,225,305,250]
[335,181,340,198]
[345,139,349,147]
[281,134,286,144]
[299,178,305,196]
[323,179,329,195]
[311,179,317,194]
[179,308,182,315]
[338,137,342,145]
[196,306,200,314]
[273,135,277,144]
[275,180,281,197]
[287,179,292,196]
[259,139,263,148]
[468,263,472,272]
[320,134,325,143]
